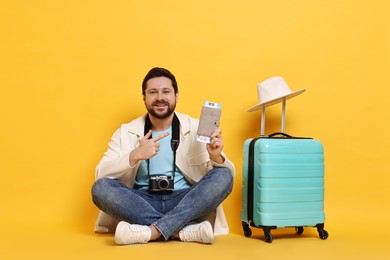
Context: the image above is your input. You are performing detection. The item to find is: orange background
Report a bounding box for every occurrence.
[1,0,389,259]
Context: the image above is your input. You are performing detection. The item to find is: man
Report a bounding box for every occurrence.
[92,67,235,245]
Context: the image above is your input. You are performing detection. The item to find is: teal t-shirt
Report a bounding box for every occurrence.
[134,127,191,190]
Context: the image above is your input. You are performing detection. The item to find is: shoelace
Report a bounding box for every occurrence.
[182,226,203,241]
[127,225,150,242]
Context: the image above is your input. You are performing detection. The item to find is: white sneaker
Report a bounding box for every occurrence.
[179,221,214,244]
[115,221,151,245]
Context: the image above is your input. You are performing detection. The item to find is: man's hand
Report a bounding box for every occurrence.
[129,130,169,167]
[207,128,225,164]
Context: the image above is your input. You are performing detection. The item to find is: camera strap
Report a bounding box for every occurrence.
[144,113,180,180]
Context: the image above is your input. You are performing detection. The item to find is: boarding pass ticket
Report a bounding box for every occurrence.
[196,101,222,143]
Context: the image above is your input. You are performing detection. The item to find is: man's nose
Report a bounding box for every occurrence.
[156,91,164,100]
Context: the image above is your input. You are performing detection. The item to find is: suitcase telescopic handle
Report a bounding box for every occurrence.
[260,97,286,136]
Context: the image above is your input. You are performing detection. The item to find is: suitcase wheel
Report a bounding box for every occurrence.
[295,226,304,234]
[261,227,274,243]
[242,221,252,237]
[264,230,273,243]
[318,228,329,240]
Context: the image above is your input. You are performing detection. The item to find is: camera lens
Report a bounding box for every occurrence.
[158,179,169,190]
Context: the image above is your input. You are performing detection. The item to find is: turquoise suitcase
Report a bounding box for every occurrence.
[240,132,329,242]
[241,96,329,242]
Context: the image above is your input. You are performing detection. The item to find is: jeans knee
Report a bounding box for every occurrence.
[223,169,234,193]
[211,167,233,193]
[91,178,111,203]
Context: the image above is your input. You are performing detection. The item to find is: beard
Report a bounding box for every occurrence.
[146,100,176,119]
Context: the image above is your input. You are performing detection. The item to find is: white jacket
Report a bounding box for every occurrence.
[94,112,235,235]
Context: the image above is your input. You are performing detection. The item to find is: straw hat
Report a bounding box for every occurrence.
[247,76,305,112]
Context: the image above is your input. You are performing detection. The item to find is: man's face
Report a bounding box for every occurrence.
[143,76,178,119]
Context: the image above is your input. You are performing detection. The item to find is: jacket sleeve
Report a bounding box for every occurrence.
[210,152,236,177]
[95,127,140,181]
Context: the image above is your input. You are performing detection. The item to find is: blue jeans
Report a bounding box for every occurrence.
[91,167,233,240]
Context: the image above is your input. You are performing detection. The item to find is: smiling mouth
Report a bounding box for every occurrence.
[153,102,168,107]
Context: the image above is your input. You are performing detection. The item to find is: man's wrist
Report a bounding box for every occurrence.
[129,150,140,167]
[210,154,224,164]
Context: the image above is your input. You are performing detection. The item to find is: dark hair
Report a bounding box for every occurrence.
[142,67,178,95]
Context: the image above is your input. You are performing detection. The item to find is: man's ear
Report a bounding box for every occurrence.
[175,93,179,103]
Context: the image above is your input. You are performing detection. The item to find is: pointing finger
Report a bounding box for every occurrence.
[152,132,169,142]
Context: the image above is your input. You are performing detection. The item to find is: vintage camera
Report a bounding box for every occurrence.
[149,175,174,192]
